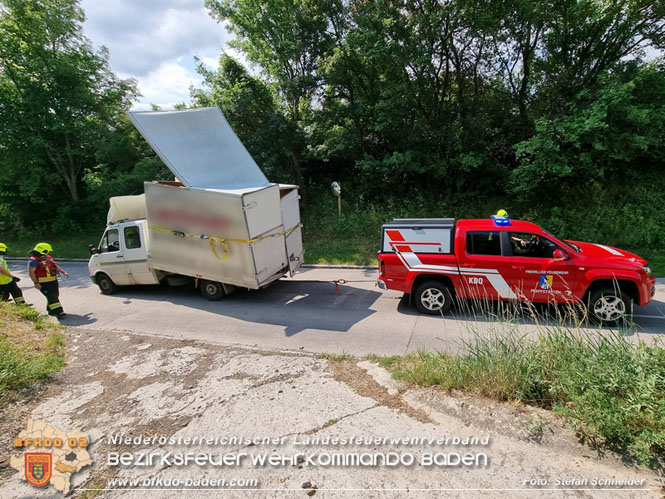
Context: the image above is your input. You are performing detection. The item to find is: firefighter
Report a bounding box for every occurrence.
[0,243,27,305]
[496,209,527,249]
[28,243,69,317]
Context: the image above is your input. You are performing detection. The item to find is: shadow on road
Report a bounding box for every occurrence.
[95,279,382,336]
[58,312,96,326]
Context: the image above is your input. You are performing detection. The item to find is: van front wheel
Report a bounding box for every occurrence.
[97,273,118,295]
[200,280,225,301]
[415,281,453,315]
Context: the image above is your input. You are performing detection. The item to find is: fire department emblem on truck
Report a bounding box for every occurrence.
[539,275,553,290]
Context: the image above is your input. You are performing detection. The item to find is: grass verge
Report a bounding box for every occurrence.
[0,302,66,406]
[3,230,102,260]
[377,328,665,466]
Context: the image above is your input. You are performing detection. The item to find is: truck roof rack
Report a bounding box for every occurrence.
[385,218,455,225]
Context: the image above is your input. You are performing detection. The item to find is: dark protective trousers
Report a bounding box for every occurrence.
[39,280,63,315]
[0,280,25,304]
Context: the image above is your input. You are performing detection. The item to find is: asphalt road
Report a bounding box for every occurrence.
[8,261,665,356]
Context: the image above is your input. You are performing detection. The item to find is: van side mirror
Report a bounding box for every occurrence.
[89,244,98,255]
[553,249,568,261]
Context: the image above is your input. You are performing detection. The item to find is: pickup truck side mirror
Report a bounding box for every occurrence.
[553,249,568,261]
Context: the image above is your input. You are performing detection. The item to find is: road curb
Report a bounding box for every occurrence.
[6,257,377,270]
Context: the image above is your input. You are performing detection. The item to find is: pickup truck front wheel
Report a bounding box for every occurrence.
[200,280,225,301]
[415,281,453,315]
[588,287,632,326]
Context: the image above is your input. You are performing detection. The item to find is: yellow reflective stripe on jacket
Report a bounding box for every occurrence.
[148,223,303,261]
[38,276,57,283]
[0,258,11,285]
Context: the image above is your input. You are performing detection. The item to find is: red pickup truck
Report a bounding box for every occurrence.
[377,217,656,325]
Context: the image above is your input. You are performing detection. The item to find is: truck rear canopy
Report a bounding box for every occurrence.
[381,218,455,254]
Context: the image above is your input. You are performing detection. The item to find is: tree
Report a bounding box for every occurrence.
[512,61,665,200]
[190,54,296,182]
[205,0,344,187]
[0,0,137,207]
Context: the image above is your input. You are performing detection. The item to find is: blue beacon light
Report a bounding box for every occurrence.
[491,215,511,226]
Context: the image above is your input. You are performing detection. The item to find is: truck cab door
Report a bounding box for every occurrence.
[119,223,154,284]
[460,231,517,301]
[506,232,576,303]
[94,227,132,285]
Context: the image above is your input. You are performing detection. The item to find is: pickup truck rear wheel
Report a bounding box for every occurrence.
[97,273,118,295]
[200,280,225,301]
[587,287,632,326]
[415,281,453,315]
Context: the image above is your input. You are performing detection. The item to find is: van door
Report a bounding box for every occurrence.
[95,227,132,285]
[120,223,154,284]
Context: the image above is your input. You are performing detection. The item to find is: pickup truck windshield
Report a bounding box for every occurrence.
[542,228,581,253]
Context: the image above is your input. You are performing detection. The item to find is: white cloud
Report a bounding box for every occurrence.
[122,63,201,111]
[80,0,234,109]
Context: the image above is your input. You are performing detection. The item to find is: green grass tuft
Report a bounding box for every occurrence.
[379,327,665,465]
[317,352,354,362]
[0,303,66,406]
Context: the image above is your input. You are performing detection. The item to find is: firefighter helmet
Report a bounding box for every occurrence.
[34,242,53,254]
[0,243,6,252]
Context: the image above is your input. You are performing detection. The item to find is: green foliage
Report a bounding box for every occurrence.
[0,338,65,405]
[0,0,137,230]
[4,228,103,259]
[190,54,297,183]
[513,63,665,200]
[202,0,665,202]
[0,302,65,406]
[382,328,665,465]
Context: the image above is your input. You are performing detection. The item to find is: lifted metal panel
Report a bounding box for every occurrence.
[127,107,270,189]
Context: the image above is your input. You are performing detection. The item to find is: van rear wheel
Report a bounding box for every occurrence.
[200,280,225,301]
[415,281,453,315]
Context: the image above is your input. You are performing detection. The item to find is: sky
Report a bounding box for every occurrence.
[80,0,237,110]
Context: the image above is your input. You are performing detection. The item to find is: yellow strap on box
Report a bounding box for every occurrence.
[148,223,302,261]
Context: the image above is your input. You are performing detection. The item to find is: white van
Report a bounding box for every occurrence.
[88,108,304,300]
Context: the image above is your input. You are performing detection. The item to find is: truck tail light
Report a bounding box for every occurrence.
[380,260,385,276]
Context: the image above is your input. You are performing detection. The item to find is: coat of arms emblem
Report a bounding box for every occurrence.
[25,453,52,487]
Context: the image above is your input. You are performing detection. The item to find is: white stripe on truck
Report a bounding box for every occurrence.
[393,242,517,299]
[595,244,623,256]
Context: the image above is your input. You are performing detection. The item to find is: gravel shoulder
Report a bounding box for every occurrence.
[1,328,663,498]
